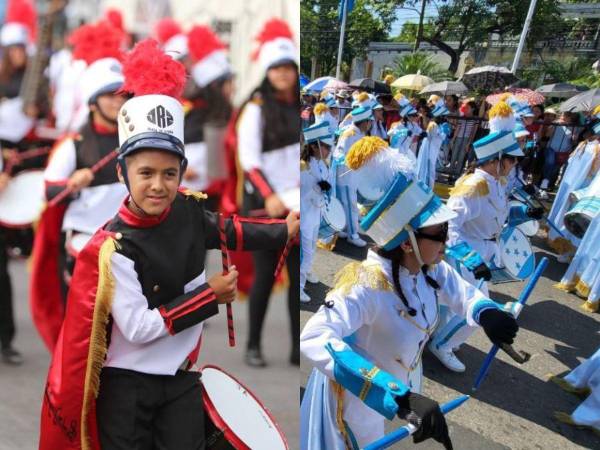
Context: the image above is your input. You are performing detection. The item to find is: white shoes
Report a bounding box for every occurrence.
[429,343,466,372]
[306,272,319,284]
[338,231,348,238]
[300,289,311,303]
[347,234,367,247]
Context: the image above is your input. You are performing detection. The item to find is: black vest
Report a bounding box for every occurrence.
[261,97,300,152]
[105,195,209,309]
[75,122,120,187]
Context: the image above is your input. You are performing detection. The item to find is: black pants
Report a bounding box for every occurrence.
[247,245,299,352]
[0,230,14,349]
[96,367,205,450]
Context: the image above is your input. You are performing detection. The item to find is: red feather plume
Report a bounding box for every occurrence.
[68,21,124,65]
[5,0,37,41]
[252,18,293,60]
[155,18,182,45]
[120,38,187,99]
[104,8,124,32]
[187,25,226,62]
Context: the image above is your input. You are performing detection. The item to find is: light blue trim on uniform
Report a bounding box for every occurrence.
[360,174,412,230]
[445,242,486,272]
[433,299,499,349]
[472,299,501,324]
[325,343,408,420]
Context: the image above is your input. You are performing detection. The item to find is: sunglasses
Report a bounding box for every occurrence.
[415,223,448,243]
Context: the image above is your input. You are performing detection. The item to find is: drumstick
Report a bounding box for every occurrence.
[48,149,118,207]
[218,213,235,347]
[3,147,51,174]
[274,235,298,279]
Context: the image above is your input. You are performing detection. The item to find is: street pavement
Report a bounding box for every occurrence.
[0,250,299,450]
[301,234,600,450]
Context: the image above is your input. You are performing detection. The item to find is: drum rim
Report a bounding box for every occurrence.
[499,226,535,279]
[200,364,289,450]
[0,169,45,229]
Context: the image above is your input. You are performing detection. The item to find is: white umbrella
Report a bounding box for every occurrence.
[323,78,348,92]
[303,76,335,93]
[392,72,434,91]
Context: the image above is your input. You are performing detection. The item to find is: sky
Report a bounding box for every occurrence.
[389,3,440,37]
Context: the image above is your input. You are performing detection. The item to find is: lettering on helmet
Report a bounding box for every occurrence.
[147,105,173,129]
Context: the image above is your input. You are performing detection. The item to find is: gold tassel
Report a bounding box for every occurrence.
[449,175,489,198]
[549,374,591,398]
[341,126,356,139]
[575,279,591,298]
[81,238,118,450]
[357,92,370,103]
[489,100,513,119]
[582,301,598,313]
[329,261,393,297]
[182,189,208,201]
[314,103,328,115]
[317,235,338,252]
[332,381,354,450]
[345,136,388,170]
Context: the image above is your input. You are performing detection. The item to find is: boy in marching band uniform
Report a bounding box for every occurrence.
[300,122,334,303]
[39,38,299,450]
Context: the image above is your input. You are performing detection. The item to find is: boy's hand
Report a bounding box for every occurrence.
[286,210,300,241]
[0,172,10,194]
[265,193,287,217]
[208,266,238,304]
[67,168,94,192]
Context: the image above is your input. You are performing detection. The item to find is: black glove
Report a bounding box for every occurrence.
[317,180,331,192]
[473,263,492,281]
[419,131,428,139]
[407,130,413,137]
[526,206,544,220]
[479,308,518,347]
[522,183,536,196]
[396,392,453,450]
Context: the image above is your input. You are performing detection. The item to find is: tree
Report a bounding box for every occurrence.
[392,51,452,80]
[301,0,401,79]
[416,0,563,74]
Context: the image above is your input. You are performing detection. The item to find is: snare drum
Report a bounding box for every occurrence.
[498,226,535,280]
[508,200,539,237]
[278,188,300,212]
[0,170,45,228]
[319,197,346,240]
[357,184,385,207]
[564,196,600,238]
[201,365,288,450]
[65,232,93,258]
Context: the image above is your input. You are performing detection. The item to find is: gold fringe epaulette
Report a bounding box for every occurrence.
[329,261,393,297]
[449,174,489,198]
[300,160,308,172]
[81,237,119,450]
[250,93,264,106]
[341,127,356,139]
[582,300,599,313]
[182,189,208,201]
[313,103,328,115]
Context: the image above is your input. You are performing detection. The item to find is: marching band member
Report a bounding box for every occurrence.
[237,18,300,367]
[333,106,372,247]
[370,102,388,140]
[300,137,519,449]
[30,21,128,351]
[154,17,188,60]
[39,38,299,450]
[300,122,334,303]
[428,101,543,372]
[388,95,420,161]
[313,96,339,136]
[183,24,233,209]
[416,98,451,189]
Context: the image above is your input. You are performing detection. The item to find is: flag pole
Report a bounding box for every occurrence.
[335,0,348,79]
[511,0,538,74]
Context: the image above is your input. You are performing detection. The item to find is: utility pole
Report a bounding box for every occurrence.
[511,0,538,74]
[414,0,427,52]
[336,0,348,79]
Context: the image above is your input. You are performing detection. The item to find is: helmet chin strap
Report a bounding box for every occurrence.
[92,100,118,126]
[406,225,425,268]
[128,193,152,217]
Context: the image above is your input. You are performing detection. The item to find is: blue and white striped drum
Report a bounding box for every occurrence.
[564,196,600,238]
[498,226,535,280]
[357,183,385,207]
[318,197,346,240]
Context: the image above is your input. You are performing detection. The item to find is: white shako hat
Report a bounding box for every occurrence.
[253,18,298,71]
[304,121,334,147]
[68,20,126,105]
[154,17,188,60]
[117,39,188,186]
[475,99,524,163]
[1,0,36,47]
[188,25,232,88]
[346,136,456,250]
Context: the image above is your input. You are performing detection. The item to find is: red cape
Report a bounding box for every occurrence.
[39,229,116,450]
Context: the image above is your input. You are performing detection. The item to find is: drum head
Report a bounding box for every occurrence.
[499,226,535,279]
[564,197,600,239]
[358,184,385,204]
[279,188,300,212]
[323,197,346,231]
[0,171,45,228]
[509,201,539,237]
[201,366,288,450]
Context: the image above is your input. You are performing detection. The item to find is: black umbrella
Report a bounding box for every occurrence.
[348,78,391,94]
[559,88,600,113]
[460,66,518,92]
[536,83,587,99]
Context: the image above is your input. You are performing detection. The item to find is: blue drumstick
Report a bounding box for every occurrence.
[472,257,548,392]
[362,395,470,450]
